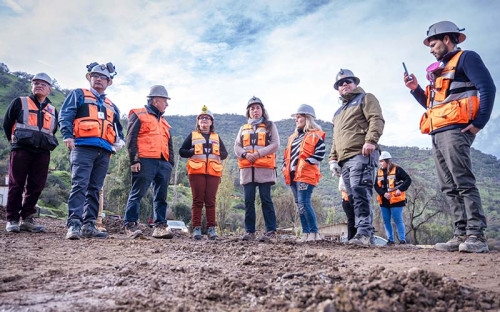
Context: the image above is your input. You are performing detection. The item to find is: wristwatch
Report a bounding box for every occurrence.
[241,152,247,159]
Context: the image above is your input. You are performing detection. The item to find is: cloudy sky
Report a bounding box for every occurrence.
[1,0,498,148]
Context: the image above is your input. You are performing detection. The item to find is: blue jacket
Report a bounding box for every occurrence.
[411,49,496,133]
[59,88,123,152]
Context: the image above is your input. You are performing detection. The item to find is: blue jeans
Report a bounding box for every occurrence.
[67,146,111,226]
[380,206,406,242]
[290,181,318,233]
[340,151,379,237]
[124,158,172,225]
[243,182,277,233]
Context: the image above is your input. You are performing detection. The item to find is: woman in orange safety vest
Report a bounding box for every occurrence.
[282,104,325,242]
[179,106,227,240]
[374,151,412,245]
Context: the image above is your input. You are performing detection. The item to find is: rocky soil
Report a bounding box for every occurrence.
[1,216,499,312]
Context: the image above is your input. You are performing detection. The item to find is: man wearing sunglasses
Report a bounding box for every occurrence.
[3,73,58,233]
[328,69,385,246]
[122,85,175,239]
[404,21,496,253]
[59,62,124,240]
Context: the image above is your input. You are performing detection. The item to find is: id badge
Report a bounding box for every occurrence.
[98,112,105,119]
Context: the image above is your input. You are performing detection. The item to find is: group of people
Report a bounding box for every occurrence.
[3,21,495,253]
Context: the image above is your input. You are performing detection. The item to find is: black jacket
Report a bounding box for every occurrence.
[374,165,412,208]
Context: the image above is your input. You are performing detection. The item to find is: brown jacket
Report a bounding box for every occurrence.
[328,87,384,163]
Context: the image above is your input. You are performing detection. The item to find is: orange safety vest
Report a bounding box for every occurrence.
[130,107,171,159]
[420,50,479,134]
[341,190,349,202]
[237,123,276,169]
[73,89,117,144]
[376,166,406,205]
[12,97,57,150]
[187,131,223,177]
[283,130,325,186]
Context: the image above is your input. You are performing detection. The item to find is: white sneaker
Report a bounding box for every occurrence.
[297,233,309,243]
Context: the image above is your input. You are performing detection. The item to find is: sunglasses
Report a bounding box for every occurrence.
[338,79,354,86]
[90,73,110,81]
[198,116,212,120]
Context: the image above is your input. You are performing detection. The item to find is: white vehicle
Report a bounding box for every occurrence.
[167,220,189,233]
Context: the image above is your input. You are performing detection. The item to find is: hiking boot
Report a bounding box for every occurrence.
[297,233,309,243]
[386,241,395,246]
[434,235,466,252]
[458,235,489,253]
[124,222,143,239]
[66,223,81,240]
[207,226,217,240]
[81,222,109,239]
[347,234,372,246]
[152,223,173,239]
[242,232,255,241]
[193,226,202,240]
[258,231,276,242]
[20,218,45,233]
[6,221,20,233]
[399,240,406,245]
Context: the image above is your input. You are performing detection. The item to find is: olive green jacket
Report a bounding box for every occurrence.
[328,87,384,163]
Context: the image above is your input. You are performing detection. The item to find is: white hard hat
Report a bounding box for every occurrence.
[291,104,316,118]
[85,62,117,81]
[424,21,466,46]
[197,105,214,120]
[148,85,171,99]
[32,73,52,86]
[379,151,392,161]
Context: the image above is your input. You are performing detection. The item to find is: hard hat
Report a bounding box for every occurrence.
[247,96,263,108]
[31,73,52,86]
[197,105,214,120]
[424,21,466,46]
[85,62,117,81]
[379,151,392,161]
[291,104,316,119]
[333,69,360,90]
[147,85,171,99]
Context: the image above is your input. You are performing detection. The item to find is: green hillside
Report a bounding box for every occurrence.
[1,63,499,245]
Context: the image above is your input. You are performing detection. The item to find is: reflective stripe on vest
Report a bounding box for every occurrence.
[376,166,406,205]
[238,123,276,169]
[131,107,171,160]
[282,130,325,186]
[187,131,223,177]
[73,89,117,144]
[420,51,479,134]
[13,97,56,136]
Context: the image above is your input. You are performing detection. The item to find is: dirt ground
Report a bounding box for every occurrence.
[1,217,499,312]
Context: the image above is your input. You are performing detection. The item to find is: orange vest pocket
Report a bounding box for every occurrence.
[74,120,101,138]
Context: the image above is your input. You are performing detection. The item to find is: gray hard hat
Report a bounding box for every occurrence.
[197,105,214,120]
[424,21,466,46]
[32,72,52,86]
[292,104,316,119]
[247,96,263,108]
[333,69,360,90]
[86,63,116,80]
[148,85,171,99]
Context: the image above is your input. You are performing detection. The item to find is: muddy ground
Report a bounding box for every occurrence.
[0,217,499,312]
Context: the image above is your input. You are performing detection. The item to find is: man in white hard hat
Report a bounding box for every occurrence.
[59,62,124,240]
[328,69,385,246]
[404,21,496,253]
[122,85,175,239]
[3,73,58,233]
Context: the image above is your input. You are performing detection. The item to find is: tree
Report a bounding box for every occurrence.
[216,164,236,234]
[0,63,9,73]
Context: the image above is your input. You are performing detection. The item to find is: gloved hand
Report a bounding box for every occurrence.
[329,160,341,177]
[112,139,125,152]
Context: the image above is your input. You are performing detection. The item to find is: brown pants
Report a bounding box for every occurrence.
[188,174,220,227]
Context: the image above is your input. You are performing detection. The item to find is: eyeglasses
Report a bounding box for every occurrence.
[90,73,110,81]
[338,79,354,86]
[32,81,49,87]
[198,116,212,120]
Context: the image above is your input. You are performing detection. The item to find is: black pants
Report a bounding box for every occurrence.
[342,199,356,240]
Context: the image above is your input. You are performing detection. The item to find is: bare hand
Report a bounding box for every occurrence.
[404,73,418,91]
[131,163,141,173]
[246,152,259,163]
[11,135,15,143]
[64,138,75,151]
[384,193,392,200]
[395,189,402,196]
[461,124,480,135]
[362,143,376,156]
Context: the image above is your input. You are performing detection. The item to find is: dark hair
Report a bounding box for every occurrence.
[195,117,215,133]
[245,105,272,129]
[384,159,397,172]
[429,33,459,45]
